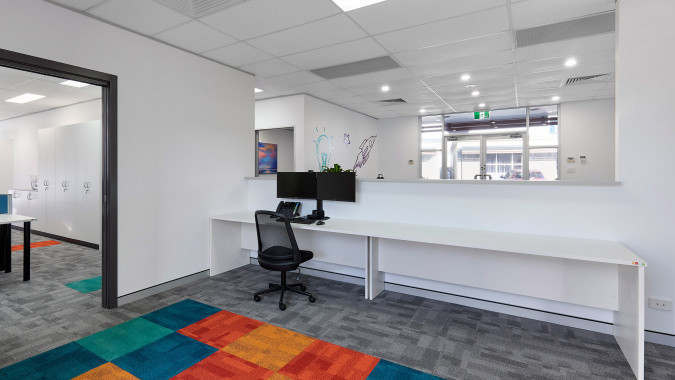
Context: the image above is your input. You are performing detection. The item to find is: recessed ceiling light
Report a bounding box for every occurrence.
[5,93,45,104]
[419,108,426,113]
[381,85,390,92]
[471,91,480,97]
[552,95,560,101]
[565,57,578,67]
[461,74,471,81]
[479,103,486,108]
[60,80,89,88]
[331,0,387,12]
[254,88,263,93]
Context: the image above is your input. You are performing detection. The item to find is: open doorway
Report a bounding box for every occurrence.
[0,48,117,309]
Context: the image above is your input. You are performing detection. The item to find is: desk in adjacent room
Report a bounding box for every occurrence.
[210,211,647,379]
[0,214,36,281]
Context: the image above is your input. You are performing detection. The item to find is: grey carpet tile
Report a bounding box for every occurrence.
[1,230,674,379]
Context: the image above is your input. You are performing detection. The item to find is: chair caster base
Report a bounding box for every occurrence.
[254,295,261,302]
[279,303,286,311]
[309,296,316,303]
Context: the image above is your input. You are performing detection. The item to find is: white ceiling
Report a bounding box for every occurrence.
[46,0,615,119]
[0,66,101,121]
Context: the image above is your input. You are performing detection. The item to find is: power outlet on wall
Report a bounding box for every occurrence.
[649,297,672,311]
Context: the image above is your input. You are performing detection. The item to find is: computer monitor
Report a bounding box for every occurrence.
[316,172,356,202]
[276,172,317,199]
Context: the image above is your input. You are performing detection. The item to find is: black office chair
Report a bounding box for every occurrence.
[253,210,316,310]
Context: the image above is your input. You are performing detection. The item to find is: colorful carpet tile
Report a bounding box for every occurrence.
[65,276,102,293]
[0,299,441,380]
[11,239,60,251]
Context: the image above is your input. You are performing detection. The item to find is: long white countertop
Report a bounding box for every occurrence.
[211,211,646,267]
[0,214,37,224]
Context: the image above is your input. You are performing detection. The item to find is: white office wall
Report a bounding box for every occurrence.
[255,95,305,172]
[559,99,615,181]
[377,116,419,180]
[615,0,675,336]
[0,0,254,296]
[0,99,101,190]
[0,138,13,193]
[257,128,294,173]
[304,96,379,177]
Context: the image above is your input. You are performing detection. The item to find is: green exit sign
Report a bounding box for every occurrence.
[474,111,490,119]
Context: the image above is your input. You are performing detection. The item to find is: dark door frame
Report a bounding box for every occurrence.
[0,48,118,308]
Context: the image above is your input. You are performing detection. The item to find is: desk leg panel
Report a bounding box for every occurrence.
[367,237,385,300]
[210,220,249,276]
[2,225,10,273]
[23,222,30,281]
[613,265,644,380]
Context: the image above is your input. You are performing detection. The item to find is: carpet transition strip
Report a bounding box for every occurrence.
[11,240,61,251]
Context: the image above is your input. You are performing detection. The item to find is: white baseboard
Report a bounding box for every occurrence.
[117,270,209,306]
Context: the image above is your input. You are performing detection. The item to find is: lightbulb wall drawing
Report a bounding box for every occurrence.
[353,135,377,172]
[343,132,351,147]
[314,126,333,170]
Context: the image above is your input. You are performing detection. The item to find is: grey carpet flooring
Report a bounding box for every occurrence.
[0,231,673,379]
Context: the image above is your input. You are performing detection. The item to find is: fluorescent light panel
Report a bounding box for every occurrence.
[5,93,45,104]
[254,88,263,93]
[60,80,89,88]
[332,0,387,12]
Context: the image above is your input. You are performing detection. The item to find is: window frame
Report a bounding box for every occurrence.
[418,104,560,181]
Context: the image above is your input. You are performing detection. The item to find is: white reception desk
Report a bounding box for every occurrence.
[210,211,646,379]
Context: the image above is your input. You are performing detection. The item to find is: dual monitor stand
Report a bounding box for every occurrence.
[306,199,329,221]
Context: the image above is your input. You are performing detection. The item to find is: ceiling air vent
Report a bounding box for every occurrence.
[378,98,406,104]
[311,56,400,80]
[562,73,614,87]
[153,0,247,18]
[515,12,615,48]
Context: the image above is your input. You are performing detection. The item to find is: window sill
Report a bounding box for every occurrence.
[245,176,620,186]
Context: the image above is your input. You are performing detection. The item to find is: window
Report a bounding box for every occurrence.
[420,105,559,181]
[420,115,443,179]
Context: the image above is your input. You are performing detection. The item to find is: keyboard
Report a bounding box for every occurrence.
[276,217,315,225]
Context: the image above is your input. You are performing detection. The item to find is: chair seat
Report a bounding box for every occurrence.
[258,246,313,272]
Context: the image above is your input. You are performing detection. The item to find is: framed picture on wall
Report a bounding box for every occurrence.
[258,142,278,174]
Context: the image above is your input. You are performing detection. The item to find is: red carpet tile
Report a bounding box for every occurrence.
[179,310,265,349]
[173,351,273,380]
[278,340,380,380]
[11,240,60,251]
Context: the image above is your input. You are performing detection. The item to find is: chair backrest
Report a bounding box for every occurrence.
[254,210,301,263]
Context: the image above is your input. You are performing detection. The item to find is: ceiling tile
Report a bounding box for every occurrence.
[87,0,192,35]
[9,79,71,97]
[393,32,513,67]
[511,0,615,29]
[247,14,368,57]
[202,42,273,67]
[410,50,515,78]
[348,0,504,35]
[153,20,238,53]
[0,71,32,90]
[374,6,509,53]
[49,0,107,11]
[200,0,341,40]
[281,38,387,70]
[240,59,301,77]
[288,81,340,94]
[256,71,324,89]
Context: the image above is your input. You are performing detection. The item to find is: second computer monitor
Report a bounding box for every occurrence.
[316,172,356,202]
[276,172,317,199]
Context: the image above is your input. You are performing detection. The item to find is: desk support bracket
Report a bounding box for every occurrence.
[367,236,385,300]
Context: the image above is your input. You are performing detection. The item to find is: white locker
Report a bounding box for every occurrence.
[74,122,101,244]
[36,121,101,245]
[37,128,54,232]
